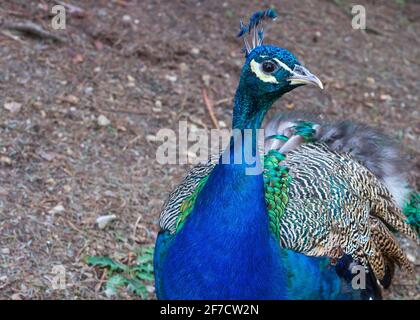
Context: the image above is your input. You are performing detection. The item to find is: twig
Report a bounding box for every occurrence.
[5,21,66,43]
[132,214,143,242]
[76,240,90,262]
[202,88,220,129]
[94,268,108,294]
[55,1,86,17]
[123,135,142,151]
[101,108,148,116]
[0,9,29,18]
[214,97,232,107]
[0,30,25,44]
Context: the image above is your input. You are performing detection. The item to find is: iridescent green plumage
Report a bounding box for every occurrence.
[264,149,291,240]
[176,175,210,232]
[293,120,317,142]
[403,192,420,237]
[175,150,291,238]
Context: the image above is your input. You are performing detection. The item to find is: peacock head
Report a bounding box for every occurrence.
[240,45,323,98]
[236,9,323,102]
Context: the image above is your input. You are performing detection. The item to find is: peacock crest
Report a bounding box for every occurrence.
[237,8,278,55]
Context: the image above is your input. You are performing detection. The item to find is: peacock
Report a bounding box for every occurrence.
[153,9,418,300]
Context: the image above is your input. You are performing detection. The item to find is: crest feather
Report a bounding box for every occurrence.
[237,8,278,56]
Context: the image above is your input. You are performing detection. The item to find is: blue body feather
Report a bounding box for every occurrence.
[154,10,380,299]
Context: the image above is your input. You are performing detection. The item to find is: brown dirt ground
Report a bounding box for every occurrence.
[0,0,419,299]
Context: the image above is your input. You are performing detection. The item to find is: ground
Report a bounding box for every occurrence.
[0,0,419,299]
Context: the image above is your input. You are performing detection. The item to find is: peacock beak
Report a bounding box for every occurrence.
[287,65,324,89]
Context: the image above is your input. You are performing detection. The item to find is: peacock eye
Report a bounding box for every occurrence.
[262,61,277,74]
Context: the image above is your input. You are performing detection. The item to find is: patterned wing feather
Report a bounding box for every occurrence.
[279,143,416,280]
[159,160,215,234]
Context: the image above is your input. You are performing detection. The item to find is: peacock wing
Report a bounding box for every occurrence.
[275,142,416,281]
[158,159,216,234]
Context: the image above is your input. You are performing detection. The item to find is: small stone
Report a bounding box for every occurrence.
[4,101,22,113]
[66,95,79,105]
[49,204,65,215]
[146,134,157,142]
[96,214,117,229]
[122,15,132,23]
[380,94,392,101]
[179,62,189,72]
[84,87,94,95]
[0,156,12,166]
[97,115,111,126]
[127,75,136,83]
[202,74,211,87]
[155,100,162,108]
[218,120,227,128]
[1,248,10,254]
[165,74,177,82]
[366,77,375,85]
[104,288,116,298]
[191,47,200,55]
[406,252,415,263]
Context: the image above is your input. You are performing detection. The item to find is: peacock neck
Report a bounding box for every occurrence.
[232,85,278,130]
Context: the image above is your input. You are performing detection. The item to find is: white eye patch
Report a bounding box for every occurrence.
[250,59,279,84]
[272,58,293,73]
